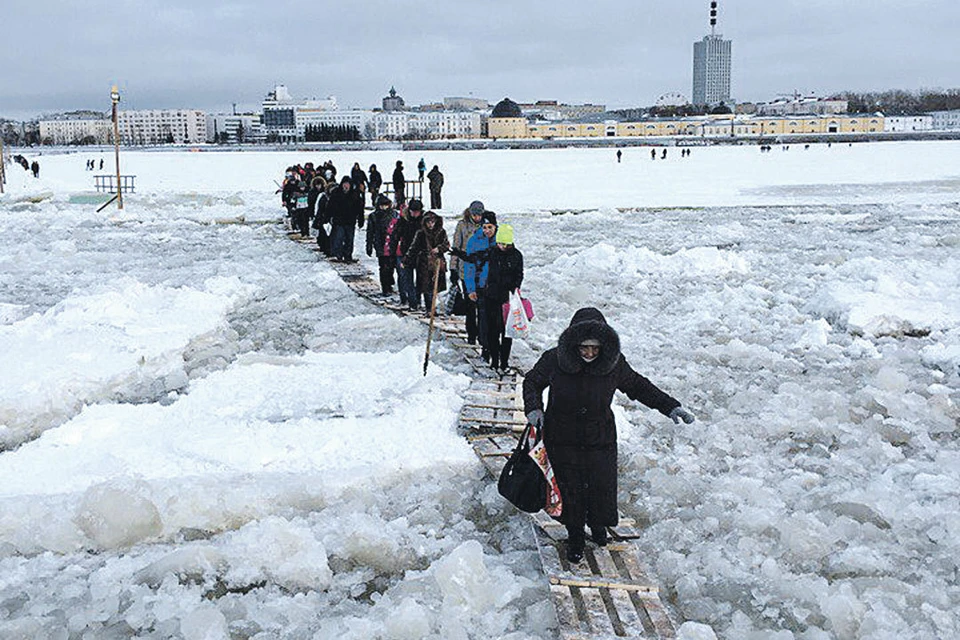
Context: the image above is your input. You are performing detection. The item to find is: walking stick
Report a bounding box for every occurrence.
[423,256,443,376]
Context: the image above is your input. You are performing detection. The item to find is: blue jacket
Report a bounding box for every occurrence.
[463,228,495,295]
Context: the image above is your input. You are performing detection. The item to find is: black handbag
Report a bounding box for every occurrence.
[498,424,547,513]
[444,281,467,316]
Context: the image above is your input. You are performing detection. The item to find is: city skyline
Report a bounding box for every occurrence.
[2,0,958,120]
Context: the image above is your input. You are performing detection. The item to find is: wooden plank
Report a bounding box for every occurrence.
[629,590,675,640]
[611,546,655,585]
[463,388,518,396]
[608,547,676,639]
[549,585,584,639]
[588,546,649,638]
[461,402,520,411]
[459,416,526,426]
[605,584,645,637]
[579,584,618,638]
[463,432,516,444]
[470,438,513,457]
[549,576,658,594]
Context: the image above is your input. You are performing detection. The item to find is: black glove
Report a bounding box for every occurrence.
[669,407,695,424]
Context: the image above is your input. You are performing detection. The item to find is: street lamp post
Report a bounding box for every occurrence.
[111,85,123,210]
[0,131,6,194]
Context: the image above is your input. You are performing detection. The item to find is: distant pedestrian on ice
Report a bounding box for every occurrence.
[392,161,406,206]
[661,149,667,159]
[351,162,367,196]
[368,164,382,207]
[417,157,426,182]
[99,158,104,170]
[616,149,622,163]
[31,161,40,178]
[427,165,444,209]
[650,149,656,160]
[522,308,695,564]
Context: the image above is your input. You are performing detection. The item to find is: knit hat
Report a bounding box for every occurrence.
[468,200,485,216]
[495,224,514,245]
[408,199,424,212]
[481,211,497,226]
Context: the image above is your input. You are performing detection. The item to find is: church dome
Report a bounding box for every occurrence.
[491,98,522,118]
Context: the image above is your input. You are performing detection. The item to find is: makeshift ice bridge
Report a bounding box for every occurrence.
[289,230,678,639]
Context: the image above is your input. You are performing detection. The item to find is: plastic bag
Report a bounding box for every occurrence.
[504,289,531,340]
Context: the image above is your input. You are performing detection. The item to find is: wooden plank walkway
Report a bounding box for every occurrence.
[294,232,677,638]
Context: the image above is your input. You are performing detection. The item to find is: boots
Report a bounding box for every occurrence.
[590,526,608,547]
[566,527,585,564]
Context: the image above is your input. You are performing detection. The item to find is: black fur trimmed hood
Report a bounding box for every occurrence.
[557,307,621,375]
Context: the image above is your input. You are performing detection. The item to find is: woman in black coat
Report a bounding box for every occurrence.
[481,224,523,372]
[522,307,695,563]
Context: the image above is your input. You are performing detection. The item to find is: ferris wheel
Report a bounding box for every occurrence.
[655,92,688,107]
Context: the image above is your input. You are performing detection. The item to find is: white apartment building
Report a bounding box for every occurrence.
[39,117,111,145]
[374,111,409,139]
[369,111,482,140]
[206,114,263,143]
[883,115,934,132]
[757,97,848,116]
[118,110,206,145]
[409,111,482,139]
[298,109,375,137]
[930,110,960,130]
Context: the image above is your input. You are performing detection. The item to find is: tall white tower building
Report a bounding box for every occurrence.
[692,1,732,106]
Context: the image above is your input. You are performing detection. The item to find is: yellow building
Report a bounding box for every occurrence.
[486,109,884,140]
[487,117,527,139]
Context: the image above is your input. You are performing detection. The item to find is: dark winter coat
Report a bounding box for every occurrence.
[392,166,406,200]
[366,206,395,257]
[351,166,368,189]
[386,211,422,257]
[404,212,450,294]
[326,185,364,227]
[427,167,444,192]
[522,308,681,525]
[281,179,299,212]
[290,182,310,212]
[483,246,523,305]
[369,168,383,192]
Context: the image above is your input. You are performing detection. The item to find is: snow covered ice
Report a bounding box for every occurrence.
[0,140,958,638]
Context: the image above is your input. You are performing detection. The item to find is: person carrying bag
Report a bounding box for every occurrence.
[503,289,534,340]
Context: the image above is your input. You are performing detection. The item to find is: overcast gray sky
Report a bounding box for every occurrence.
[2,0,957,119]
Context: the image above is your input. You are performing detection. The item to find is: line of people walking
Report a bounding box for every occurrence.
[278,164,698,570]
[279,158,446,261]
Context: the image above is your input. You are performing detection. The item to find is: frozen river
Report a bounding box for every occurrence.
[0,141,958,639]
